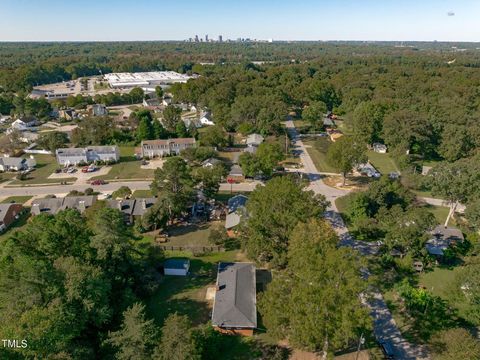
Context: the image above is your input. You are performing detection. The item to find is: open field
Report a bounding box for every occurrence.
[367,150,399,174]
[302,137,337,173]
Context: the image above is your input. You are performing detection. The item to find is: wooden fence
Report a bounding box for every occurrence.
[157,245,224,253]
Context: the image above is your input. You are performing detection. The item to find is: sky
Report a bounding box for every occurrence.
[1,0,479,42]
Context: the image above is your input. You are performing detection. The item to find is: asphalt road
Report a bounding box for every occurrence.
[0,181,151,197]
[285,120,429,360]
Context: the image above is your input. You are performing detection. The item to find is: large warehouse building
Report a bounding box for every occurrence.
[104,71,192,89]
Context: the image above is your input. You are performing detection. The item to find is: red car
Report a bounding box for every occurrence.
[90,179,106,186]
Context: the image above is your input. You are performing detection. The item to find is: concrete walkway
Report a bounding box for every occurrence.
[285,120,429,360]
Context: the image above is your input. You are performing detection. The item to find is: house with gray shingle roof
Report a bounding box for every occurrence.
[426,225,464,257]
[31,196,96,216]
[107,197,157,224]
[211,262,257,336]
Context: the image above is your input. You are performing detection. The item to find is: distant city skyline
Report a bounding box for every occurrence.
[1,0,479,42]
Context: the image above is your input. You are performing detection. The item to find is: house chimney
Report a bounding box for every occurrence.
[117,201,123,210]
[141,199,147,210]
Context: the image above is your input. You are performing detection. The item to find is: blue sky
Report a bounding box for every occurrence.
[1,0,479,41]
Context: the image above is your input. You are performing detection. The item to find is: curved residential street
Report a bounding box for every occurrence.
[285,120,430,360]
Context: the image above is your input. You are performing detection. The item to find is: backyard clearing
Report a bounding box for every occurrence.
[367,150,399,174]
[302,137,338,173]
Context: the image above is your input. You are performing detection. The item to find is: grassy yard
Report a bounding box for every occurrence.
[131,189,154,198]
[10,154,76,185]
[214,191,249,204]
[92,161,154,181]
[413,189,435,198]
[335,193,355,215]
[89,145,154,180]
[1,196,33,204]
[163,222,223,247]
[367,150,399,174]
[302,137,338,173]
[422,204,453,226]
[145,250,240,326]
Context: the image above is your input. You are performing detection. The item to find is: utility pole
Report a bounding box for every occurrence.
[355,333,365,360]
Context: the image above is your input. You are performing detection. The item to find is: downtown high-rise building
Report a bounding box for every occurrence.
[218,35,223,42]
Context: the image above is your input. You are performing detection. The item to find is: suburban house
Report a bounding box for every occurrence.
[0,156,36,172]
[162,96,173,106]
[246,133,264,147]
[202,158,222,168]
[421,166,433,176]
[225,195,248,236]
[19,131,39,143]
[31,196,97,216]
[323,117,335,127]
[10,118,38,132]
[327,128,343,142]
[142,98,161,108]
[55,146,120,165]
[426,226,464,257]
[0,114,11,124]
[373,143,388,154]
[0,203,24,232]
[211,262,257,336]
[227,164,244,183]
[243,146,257,155]
[357,162,381,178]
[59,109,77,121]
[140,138,196,158]
[199,111,215,126]
[92,104,108,116]
[164,258,190,276]
[107,197,157,224]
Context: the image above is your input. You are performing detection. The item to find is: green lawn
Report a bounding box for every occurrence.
[335,193,356,214]
[423,204,453,226]
[214,191,249,204]
[92,161,154,181]
[1,196,33,204]
[131,189,154,198]
[413,190,435,198]
[164,222,222,247]
[118,146,136,157]
[302,137,338,173]
[10,154,76,185]
[145,250,239,326]
[367,150,399,174]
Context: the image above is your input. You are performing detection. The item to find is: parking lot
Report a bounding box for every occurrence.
[48,166,112,184]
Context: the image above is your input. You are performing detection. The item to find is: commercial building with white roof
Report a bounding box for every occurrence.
[104,71,192,89]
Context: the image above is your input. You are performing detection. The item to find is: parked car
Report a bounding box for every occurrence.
[379,340,395,359]
[82,165,97,173]
[90,179,106,186]
[66,167,77,174]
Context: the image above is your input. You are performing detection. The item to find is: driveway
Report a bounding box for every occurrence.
[285,120,429,360]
